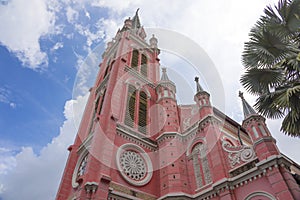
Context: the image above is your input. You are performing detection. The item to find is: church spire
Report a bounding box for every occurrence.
[160,67,170,81]
[132,8,141,29]
[239,91,257,119]
[194,77,204,93]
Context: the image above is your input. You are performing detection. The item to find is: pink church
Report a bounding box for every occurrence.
[56,11,300,200]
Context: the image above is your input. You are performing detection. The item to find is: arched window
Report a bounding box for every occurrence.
[125,85,136,127]
[98,89,106,115]
[138,92,147,134]
[131,50,139,70]
[77,154,88,177]
[191,143,212,188]
[141,54,147,77]
[252,126,259,138]
[258,124,268,136]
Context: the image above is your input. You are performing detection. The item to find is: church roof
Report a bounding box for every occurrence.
[239,91,257,119]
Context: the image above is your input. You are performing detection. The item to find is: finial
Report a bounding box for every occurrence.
[239,91,244,99]
[136,8,140,14]
[194,76,204,93]
[160,67,170,81]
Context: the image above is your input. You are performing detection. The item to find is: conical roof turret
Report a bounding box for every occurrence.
[239,91,257,119]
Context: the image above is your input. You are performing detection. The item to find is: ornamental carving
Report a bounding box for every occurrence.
[120,151,146,181]
[116,143,153,186]
[222,140,255,168]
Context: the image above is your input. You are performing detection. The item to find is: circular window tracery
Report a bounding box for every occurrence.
[120,150,146,181]
[116,143,153,186]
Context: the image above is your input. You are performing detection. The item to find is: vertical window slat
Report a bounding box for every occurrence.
[138,92,147,134]
[125,85,136,127]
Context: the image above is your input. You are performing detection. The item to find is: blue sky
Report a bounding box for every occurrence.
[0,0,299,199]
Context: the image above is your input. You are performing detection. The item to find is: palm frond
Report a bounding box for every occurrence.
[281,110,300,136]
[254,92,285,119]
[240,68,284,94]
[242,28,290,68]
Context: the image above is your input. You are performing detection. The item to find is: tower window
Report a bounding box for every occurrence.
[192,143,212,188]
[141,54,147,77]
[258,125,267,136]
[138,92,147,134]
[125,85,136,127]
[252,126,259,138]
[124,85,149,134]
[98,89,106,115]
[131,49,139,70]
[77,154,88,177]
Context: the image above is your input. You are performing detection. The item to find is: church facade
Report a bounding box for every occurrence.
[56,11,300,200]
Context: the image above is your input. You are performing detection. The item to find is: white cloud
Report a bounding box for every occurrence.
[51,42,64,51]
[0,87,16,109]
[66,6,79,24]
[0,0,57,69]
[0,94,88,200]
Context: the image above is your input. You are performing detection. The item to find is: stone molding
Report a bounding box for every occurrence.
[116,143,153,186]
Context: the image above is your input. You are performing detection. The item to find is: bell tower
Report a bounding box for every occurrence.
[56,10,162,200]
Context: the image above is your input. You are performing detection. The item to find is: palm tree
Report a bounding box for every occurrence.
[241,0,300,137]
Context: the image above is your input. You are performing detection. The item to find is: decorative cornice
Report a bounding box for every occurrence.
[116,123,157,151]
[124,65,156,88]
[95,75,109,94]
[242,115,265,127]
[128,33,153,53]
[157,155,293,200]
[253,136,277,147]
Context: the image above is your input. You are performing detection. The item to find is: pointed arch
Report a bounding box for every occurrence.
[98,89,106,115]
[138,91,147,134]
[191,142,212,188]
[141,54,148,77]
[131,49,139,70]
[125,85,136,127]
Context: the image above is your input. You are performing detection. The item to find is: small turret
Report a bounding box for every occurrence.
[194,77,210,107]
[156,68,180,133]
[150,34,158,48]
[239,91,279,160]
[194,77,212,118]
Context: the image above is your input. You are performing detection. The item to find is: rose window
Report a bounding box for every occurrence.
[116,143,153,186]
[120,150,146,181]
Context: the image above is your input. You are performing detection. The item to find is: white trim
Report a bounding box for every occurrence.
[245,191,276,200]
[72,150,89,188]
[116,143,153,186]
